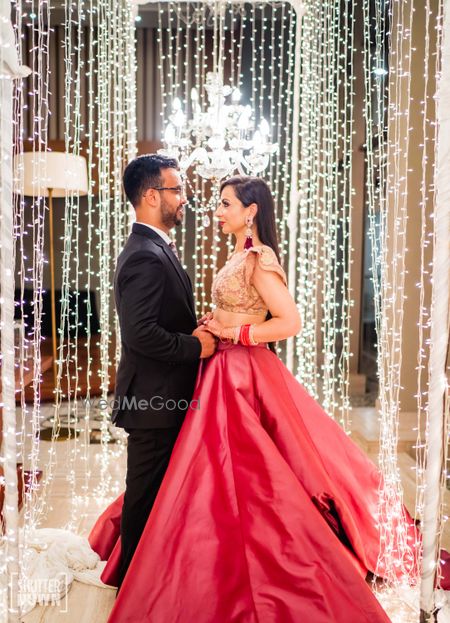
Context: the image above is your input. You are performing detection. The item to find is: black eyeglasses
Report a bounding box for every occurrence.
[150,186,185,194]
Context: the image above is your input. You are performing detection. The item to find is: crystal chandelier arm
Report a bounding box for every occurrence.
[179,147,210,172]
[227,150,246,176]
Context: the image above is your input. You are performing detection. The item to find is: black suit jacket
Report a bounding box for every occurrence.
[111,223,201,429]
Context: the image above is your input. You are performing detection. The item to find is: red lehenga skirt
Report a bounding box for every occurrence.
[89,342,421,623]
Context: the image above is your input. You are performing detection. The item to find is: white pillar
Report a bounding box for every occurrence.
[0,56,20,623]
[420,0,450,614]
[0,3,31,619]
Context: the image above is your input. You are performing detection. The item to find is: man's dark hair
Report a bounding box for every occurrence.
[123,154,179,208]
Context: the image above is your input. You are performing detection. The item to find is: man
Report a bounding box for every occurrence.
[112,154,216,588]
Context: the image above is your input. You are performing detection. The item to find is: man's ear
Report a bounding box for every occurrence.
[143,188,159,208]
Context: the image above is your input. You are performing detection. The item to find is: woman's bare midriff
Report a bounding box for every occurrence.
[213,307,266,328]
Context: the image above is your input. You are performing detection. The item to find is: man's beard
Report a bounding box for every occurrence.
[161,199,182,228]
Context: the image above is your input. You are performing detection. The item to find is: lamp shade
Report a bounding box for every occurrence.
[15,151,88,197]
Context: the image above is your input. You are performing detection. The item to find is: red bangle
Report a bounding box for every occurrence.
[239,324,251,346]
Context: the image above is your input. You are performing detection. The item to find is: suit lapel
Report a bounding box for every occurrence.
[160,243,196,316]
[132,223,196,319]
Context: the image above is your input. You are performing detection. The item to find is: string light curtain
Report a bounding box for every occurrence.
[153,0,353,430]
[0,2,30,617]
[289,0,355,429]
[47,0,137,525]
[363,0,449,613]
[5,0,136,598]
[362,0,416,587]
[156,1,301,298]
[420,0,449,615]
[0,62,20,619]
[11,0,53,591]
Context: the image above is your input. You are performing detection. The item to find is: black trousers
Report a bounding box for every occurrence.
[117,426,180,590]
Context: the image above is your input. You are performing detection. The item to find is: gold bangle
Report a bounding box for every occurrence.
[249,324,259,346]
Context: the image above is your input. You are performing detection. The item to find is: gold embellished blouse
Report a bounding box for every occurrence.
[211,245,287,315]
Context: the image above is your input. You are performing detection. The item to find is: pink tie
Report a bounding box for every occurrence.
[169,240,180,261]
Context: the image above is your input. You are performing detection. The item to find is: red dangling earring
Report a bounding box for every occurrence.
[244,215,254,250]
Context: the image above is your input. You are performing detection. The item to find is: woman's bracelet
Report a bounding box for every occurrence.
[219,326,240,343]
[248,324,259,346]
[239,324,251,346]
[218,324,259,346]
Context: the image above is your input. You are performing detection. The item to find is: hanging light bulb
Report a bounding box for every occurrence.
[373,66,388,76]
[232,88,241,103]
[238,107,252,131]
[207,134,226,150]
[172,108,186,128]
[252,129,263,149]
[164,123,176,144]
[260,118,270,137]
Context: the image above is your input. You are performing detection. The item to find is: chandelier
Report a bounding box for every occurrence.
[158,72,278,181]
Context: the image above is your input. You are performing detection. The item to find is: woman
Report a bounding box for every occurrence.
[89,176,419,622]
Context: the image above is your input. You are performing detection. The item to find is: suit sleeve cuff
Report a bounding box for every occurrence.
[187,334,202,360]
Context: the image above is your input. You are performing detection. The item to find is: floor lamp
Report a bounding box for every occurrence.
[17,152,88,389]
